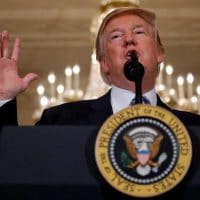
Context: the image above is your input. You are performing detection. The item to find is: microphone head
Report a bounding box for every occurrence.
[124,52,144,82]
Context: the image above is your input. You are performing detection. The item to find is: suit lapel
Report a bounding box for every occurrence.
[88,91,113,126]
[87,92,172,126]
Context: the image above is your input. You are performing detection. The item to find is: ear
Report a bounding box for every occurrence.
[100,57,109,74]
[157,50,164,64]
[99,56,111,84]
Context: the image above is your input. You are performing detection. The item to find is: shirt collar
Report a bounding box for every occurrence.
[110,85,157,113]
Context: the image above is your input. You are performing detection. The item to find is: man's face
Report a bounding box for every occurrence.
[100,14,164,92]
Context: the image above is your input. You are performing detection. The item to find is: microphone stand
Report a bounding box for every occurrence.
[124,52,144,104]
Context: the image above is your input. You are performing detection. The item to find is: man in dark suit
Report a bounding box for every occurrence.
[0,7,200,200]
[0,8,200,127]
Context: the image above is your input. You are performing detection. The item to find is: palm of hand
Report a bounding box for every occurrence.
[0,57,25,99]
[0,31,38,100]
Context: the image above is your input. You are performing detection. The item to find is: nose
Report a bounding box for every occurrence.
[124,33,136,46]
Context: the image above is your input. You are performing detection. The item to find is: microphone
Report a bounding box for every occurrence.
[124,52,144,82]
[124,52,144,104]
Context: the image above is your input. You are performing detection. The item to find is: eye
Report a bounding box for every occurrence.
[111,32,123,40]
[136,30,144,34]
[111,35,120,39]
[133,28,145,35]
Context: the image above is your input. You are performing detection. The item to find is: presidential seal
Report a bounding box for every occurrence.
[95,104,192,197]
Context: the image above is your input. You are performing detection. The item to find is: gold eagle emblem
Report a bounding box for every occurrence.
[123,134,164,168]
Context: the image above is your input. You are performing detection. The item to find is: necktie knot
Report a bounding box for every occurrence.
[130,96,150,105]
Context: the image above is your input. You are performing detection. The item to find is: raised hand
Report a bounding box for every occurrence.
[0,30,38,100]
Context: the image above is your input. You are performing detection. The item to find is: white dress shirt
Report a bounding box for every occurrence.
[0,99,12,107]
[110,85,157,114]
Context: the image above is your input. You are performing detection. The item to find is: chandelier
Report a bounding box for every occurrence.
[32,0,200,120]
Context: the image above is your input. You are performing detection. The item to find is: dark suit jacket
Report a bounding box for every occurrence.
[1,90,200,127]
[36,91,200,127]
[0,91,200,200]
[36,91,200,200]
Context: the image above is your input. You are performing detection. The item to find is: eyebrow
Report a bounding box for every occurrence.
[107,28,123,36]
[107,24,145,35]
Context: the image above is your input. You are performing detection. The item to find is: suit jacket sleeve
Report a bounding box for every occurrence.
[0,99,18,125]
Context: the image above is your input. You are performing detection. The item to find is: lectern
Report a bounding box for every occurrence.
[0,126,103,200]
[0,126,200,200]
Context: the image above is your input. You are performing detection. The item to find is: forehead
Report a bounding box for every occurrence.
[107,14,146,27]
[103,14,152,33]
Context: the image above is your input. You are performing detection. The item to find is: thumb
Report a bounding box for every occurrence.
[22,73,39,90]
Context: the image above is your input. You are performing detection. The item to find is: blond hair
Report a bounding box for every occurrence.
[95,7,164,62]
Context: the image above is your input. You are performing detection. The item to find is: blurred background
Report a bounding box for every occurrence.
[0,0,200,125]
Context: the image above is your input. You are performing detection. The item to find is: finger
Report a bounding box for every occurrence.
[1,30,9,58]
[11,38,21,63]
[22,73,39,90]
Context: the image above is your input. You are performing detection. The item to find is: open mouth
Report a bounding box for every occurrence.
[125,50,138,61]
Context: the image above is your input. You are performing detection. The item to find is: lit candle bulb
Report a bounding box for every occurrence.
[169,88,177,101]
[186,73,194,99]
[48,72,56,104]
[191,95,198,111]
[165,64,173,90]
[196,85,200,96]
[37,84,45,96]
[177,76,185,100]
[196,85,200,114]
[36,84,45,111]
[40,96,49,110]
[72,64,80,93]
[57,84,64,103]
[65,66,72,91]
[157,62,165,91]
